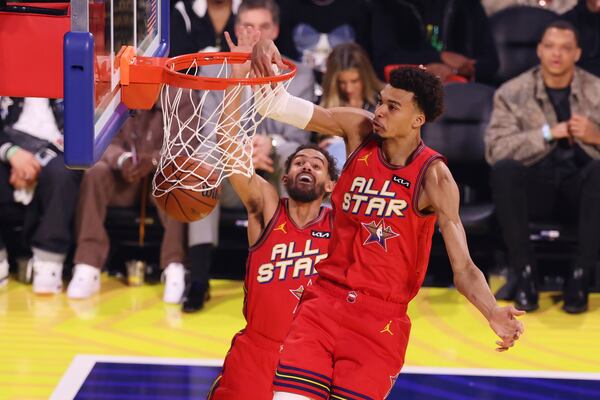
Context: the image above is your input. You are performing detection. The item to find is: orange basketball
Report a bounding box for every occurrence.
[153,157,221,223]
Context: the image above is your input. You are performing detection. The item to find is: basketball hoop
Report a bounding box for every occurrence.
[117,48,297,198]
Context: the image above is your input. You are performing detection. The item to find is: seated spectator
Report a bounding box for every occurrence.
[276,0,372,76]
[485,21,600,314]
[67,109,186,301]
[482,0,577,15]
[563,0,600,77]
[183,0,316,313]
[170,0,240,56]
[318,42,383,166]
[372,0,499,84]
[0,97,81,294]
[320,43,383,111]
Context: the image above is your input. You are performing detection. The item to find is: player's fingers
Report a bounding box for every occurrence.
[495,341,508,352]
[509,306,526,317]
[274,51,285,70]
[256,56,269,77]
[224,31,235,50]
[259,51,274,76]
[516,320,525,335]
[261,60,273,77]
[251,62,261,78]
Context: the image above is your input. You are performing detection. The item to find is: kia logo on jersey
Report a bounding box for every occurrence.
[392,175,411,189]
[311,230,331,239]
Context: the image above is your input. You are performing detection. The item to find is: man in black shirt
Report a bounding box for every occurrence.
[485,21,600,314]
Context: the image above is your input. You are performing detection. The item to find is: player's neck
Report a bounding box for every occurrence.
[380,133,421,166]
[287,199,322,228]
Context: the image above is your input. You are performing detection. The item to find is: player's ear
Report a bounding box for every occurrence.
[412,111,425,129]
[281,174,289,186]
[324,179,335,194]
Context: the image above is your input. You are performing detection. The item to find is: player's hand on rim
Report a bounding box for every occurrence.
[488,305,525,352]
[251,39,285,78]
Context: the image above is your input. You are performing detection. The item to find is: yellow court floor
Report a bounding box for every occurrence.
[0,275,599,399]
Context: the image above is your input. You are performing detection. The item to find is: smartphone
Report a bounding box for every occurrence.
[35,148,58,167]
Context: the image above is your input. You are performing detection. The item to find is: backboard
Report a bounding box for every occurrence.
[64,0,169,168]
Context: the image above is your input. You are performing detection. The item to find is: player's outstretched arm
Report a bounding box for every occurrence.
[422,161,525,352]
[219,30,280,244]
[251,39,373,153]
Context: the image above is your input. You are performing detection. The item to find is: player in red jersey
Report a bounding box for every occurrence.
[249,39,526,400]
[207,29,338,400]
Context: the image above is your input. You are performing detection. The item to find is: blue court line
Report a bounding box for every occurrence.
[72,362,600,400]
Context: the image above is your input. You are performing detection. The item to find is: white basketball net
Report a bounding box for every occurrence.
[153,59,293,197]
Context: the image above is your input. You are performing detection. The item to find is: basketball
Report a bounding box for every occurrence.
[153,157,221,223]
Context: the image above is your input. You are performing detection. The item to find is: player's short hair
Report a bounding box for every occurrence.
[284,144,339,182]
[389,66,444,122]
[237,0,280,25]
[541,20,579,46]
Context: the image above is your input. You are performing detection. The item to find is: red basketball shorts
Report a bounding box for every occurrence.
[273,278,411,400]
[209,327,282,400]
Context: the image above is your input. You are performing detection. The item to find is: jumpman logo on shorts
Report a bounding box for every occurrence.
[380,320,394,336]
[358,152,371,166]
[274,222,287,234]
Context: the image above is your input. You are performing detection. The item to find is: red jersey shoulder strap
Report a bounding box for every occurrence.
[411,145,448,217]
[248,199,285,252]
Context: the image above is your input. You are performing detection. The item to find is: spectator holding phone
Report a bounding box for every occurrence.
[0,97,81,293]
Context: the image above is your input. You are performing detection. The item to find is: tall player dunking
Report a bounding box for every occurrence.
[250,39,525,400]
[207,29,338,400]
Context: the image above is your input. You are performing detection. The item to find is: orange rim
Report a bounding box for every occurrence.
[120,50,296,109]
[163,52,297,90]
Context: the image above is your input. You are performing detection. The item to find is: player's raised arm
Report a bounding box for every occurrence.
[251,39,373,153]
[422,160,525,352]
[218,30,280,239]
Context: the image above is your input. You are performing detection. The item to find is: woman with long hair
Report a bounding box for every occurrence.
[319,43,383,166]
[320,43,383,112]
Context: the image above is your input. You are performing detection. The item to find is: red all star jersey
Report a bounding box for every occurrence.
[317,134,446,304]
[244,198,333,342]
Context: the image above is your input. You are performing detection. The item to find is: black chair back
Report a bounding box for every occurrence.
[423,82,496,204]
[490,6,559,84]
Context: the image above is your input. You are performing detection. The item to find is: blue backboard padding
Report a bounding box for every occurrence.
[64,31,95,168]
[64,2,170,169]
[74,363,600,400]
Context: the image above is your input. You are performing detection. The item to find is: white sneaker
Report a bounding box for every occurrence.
[31,259,63,294]
[67,264,100,299]
[162,263,186,304]
[0,259,8,288]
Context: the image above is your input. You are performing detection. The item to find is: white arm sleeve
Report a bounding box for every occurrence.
[254,84,314,130]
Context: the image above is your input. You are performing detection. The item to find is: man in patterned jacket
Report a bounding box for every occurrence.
[485,21,600,314]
